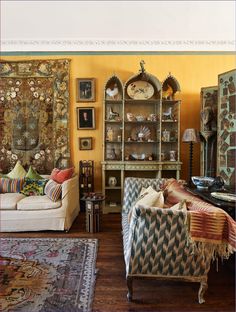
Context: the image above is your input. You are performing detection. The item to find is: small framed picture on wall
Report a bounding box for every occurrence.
[76,78,96,102]
[77,107,95,129]
[79,137,93,150]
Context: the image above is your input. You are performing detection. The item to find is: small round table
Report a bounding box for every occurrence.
[81,193,105,233]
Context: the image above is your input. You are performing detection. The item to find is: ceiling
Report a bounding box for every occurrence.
[1,1,235,52]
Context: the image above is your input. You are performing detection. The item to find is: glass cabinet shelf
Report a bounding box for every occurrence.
[125,99,160,104]
[105,100,123,104]
[161,120,178,123]
[124,121,159,124]
[162,100,179,104]
[124,141,159,143]
[105,120,122,123]
[161,140,178,143]
[105,186,122,189]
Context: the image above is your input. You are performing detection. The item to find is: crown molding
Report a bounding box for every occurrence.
[2,39,236,52]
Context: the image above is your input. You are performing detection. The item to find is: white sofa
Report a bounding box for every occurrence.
[0,175,79,232]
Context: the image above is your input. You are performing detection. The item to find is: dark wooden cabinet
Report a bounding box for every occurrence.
[79,160,94,211]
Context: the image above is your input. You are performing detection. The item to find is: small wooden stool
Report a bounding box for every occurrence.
[81,193,105,233]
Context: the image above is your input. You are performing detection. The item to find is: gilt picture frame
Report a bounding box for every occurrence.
[76,78,96,102]
[79,137,93,150]
[77,107,95,129]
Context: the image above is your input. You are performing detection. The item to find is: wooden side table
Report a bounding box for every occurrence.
[81,193,105,233]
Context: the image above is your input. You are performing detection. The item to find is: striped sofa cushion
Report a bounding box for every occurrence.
[0,178,25,193]
[44,179,62,202]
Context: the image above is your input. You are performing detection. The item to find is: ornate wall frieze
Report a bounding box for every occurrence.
[2,39,235,52]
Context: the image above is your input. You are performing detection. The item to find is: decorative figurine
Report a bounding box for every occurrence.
[106,127,114,141]
[136,115,145,121]
[106,83,119,99]
[107,148,116,160]
[138,132,144,142]
[170,150,176,161]
[162,107,173,120]
[162,84,174,100]
[200,106,215,131]
[162,129,170,142]
[127,112,135,121]
[108,107,119,120]
[147,113,157,121]
[111,148,116,160]
[161,152,166,161]
[108,176,117,187]
[139,60,146,74]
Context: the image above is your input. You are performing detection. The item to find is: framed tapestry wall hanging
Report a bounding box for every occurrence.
[0,59,71,174]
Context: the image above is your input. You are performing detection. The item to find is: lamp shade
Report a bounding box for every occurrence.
[182,128,199,143]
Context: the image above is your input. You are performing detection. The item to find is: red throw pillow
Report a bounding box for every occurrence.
[50,168,74,184]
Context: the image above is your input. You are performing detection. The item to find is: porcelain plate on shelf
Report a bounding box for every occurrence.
[211,192,236,202]
[127,81,154,99]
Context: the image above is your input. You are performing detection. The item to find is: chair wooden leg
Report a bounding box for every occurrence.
[198,280,208,304]
[127,276,133,302]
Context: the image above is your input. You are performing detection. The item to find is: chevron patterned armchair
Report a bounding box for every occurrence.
[122,177,213,304]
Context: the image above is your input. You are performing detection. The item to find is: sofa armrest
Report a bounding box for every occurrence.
[124,206,211,277]
[61,175,79,217]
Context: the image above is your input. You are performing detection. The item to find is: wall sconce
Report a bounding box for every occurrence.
[182,128,200,186]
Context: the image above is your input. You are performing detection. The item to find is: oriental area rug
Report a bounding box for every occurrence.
[0,237,98,312]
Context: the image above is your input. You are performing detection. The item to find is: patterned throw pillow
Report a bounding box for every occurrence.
[44,179,62,202]
[128,186,164,223]
[7,161,26,179]
[0,178,25,193]
[20,178,48,196]
[26,166,43,180]
[50,167,74,184]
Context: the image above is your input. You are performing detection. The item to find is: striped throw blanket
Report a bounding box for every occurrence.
[164,179,236,258]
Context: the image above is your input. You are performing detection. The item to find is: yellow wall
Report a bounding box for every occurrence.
[1,54,235,190]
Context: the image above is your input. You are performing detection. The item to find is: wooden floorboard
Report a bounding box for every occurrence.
[1,213,235,312]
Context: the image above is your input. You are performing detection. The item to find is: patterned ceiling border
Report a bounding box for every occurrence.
[2,39,236,51]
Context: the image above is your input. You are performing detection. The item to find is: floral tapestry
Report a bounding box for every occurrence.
[0,59,71,174]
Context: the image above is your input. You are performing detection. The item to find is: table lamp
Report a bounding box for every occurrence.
[182,128,200,186]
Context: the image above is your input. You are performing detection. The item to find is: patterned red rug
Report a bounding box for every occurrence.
[0,237,98,312]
